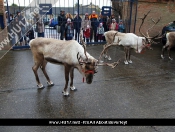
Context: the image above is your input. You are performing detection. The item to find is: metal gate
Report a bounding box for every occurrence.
[4,0,138,49]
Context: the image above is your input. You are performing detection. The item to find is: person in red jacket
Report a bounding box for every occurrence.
[84,25,91,43]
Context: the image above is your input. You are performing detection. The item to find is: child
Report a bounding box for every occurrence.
[109,19,118,31]
[65,18,74,40]
[97,23,105,42]
[84,25,91,43]
[118,20,125,33]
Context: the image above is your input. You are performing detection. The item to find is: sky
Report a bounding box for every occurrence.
[6,0,111,8]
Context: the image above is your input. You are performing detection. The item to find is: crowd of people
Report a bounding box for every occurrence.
[6,11,35,46]
[5,10,125,46]
[57,10,126,42]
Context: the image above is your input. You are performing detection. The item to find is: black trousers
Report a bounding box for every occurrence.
[90,27,97,42]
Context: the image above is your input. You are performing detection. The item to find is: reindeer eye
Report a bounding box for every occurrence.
[85,65,90,69]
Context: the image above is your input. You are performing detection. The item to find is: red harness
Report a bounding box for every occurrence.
[82,70,95,83]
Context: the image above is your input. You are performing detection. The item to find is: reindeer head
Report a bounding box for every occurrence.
[77,30,120,84]
[77,52,98,84]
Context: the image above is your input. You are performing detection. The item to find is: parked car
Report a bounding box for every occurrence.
[49,17,58,29]
[162,21,175,45]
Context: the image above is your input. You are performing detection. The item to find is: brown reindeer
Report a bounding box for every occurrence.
[30,33,120,96]
[161,32,175,60]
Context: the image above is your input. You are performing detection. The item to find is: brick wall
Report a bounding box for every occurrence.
[135,1,175,36]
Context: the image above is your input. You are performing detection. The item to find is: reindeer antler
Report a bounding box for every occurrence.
[139,10,162,41]
[97,38,121,68]
[97,59,120,69]
[80,31,88,61]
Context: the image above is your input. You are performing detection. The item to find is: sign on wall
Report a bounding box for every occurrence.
[39,4,52,15]
[101,6,111,16]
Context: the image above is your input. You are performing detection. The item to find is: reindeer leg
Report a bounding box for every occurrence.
[161,45,168,59]
[63,64,71,96]
[32,61,44,89]
[167,46,173,60]
[124,47,129,65]
[70,67,76,91]
[40,60,54,86]
[128,47,132,64]
[103,44,108,59]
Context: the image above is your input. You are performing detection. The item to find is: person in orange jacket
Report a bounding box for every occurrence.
[89,11,98,42]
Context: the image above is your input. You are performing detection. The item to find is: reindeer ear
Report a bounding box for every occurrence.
[142,37,146,43]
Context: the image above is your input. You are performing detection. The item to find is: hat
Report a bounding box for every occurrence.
[120,20,123,22]
[5,11,8,14]
[85,13,89,16]
[112,18,116,21]
[60,10,65,12]
[99,23,103,26]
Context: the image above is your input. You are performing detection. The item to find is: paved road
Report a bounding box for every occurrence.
[0,44,175,131]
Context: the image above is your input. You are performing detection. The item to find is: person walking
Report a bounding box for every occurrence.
[73,13,82,41]
[57,10,66,40]
[89,11,98,42]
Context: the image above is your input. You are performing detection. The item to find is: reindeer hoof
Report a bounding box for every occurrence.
[124,61,129,65]
[104,55,108,59]
[47,81,54,86]
[70,86,77,91]
[161,54,165,59]
[169,57,173,60]
[128,60,132,64]
[62,91,69,96]
[37,84,45,89]
[108,57,112,61]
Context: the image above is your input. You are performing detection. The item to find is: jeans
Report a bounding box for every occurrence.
[60,26,65,40]
[38,32,44,37]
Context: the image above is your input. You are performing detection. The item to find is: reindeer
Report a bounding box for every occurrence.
[30,34,120,96]
[161,32,175,60]
[102,10,163,65]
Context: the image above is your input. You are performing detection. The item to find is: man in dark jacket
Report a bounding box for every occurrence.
[73,13,82,41]
[89,11,98,42]
[57,10,66,40]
